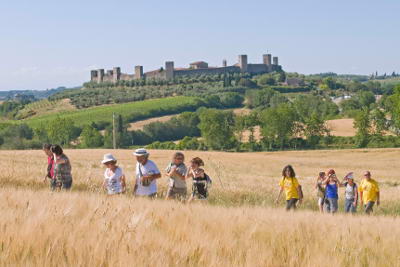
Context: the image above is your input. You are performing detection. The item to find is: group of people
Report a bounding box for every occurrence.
[43,145,212,201]
[276,165,380,214]
[43,144,381,213]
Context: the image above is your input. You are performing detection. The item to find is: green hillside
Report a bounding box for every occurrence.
[22,96,204,128]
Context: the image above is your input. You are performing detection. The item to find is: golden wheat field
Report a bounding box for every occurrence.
[1,148,400,266]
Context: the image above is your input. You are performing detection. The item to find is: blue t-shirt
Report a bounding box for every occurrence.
[325,183,338,199]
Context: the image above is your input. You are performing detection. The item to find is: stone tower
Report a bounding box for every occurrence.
[223,59,227,67]
[263,54,272,65]
[238,55,248,72]
[97,69,104,83]
[165,61,174,79]
[135,66,144,79]
[113,67,121,82]
[273,56,279,65]
[90,70,98,82]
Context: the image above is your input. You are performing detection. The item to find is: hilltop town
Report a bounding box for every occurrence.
[90,53,282,83]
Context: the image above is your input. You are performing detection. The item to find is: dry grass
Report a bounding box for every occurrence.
[1,148,400,266]
[128,114,176,131]
[1,188,400,266]
[0,148,399,213]
[326,118,356,137]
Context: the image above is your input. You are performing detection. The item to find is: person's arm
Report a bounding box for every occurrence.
[133,178,138,194]
[297,186,303,204]
[354,186,358,205]
[186,167,193,180]
[376,191,380,206]
[120,175,126,193]
[322,176,329,185]
[102,179,107,190]
[275,187,283,204]
[359,190,363,206]
[54,156,67,164]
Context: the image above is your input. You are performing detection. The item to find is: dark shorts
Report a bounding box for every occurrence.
[192,183,208,199]
[364,201,375,214]
[52,180,72,191]
[167,187,187,199]
[286,198,299,210]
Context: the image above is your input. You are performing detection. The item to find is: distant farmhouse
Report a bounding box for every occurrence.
[90,53,282,83]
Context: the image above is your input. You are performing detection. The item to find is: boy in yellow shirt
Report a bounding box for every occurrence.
[359,171,380,214]
[275,165,303,210]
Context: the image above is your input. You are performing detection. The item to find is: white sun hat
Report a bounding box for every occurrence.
[133,148,149,156]
[101,153,117,164]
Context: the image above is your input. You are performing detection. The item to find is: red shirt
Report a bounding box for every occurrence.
[47,156,55,178]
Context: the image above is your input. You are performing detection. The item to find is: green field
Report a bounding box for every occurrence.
[21,96,203,128]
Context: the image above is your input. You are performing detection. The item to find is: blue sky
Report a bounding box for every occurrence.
[0,0,399,90]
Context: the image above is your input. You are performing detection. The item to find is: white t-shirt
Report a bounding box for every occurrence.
[104,167,124,195]
[135,160,160,196]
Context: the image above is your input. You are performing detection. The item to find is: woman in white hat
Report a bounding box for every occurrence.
[102,153,126,195]
[133,148,161,198]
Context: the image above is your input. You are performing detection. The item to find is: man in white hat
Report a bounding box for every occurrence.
[133,148,161,197]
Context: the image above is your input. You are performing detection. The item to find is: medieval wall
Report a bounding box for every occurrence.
[173,66,240,77]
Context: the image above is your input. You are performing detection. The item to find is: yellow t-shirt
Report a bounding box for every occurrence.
[279,177,300,200]
[359,179,379,204]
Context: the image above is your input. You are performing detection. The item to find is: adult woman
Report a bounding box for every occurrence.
[165,152,187,200]
[102,154,126,195]
[275,165,303,211]
[51,145,72,190]
[315,171,326,213]
[186,157,211,201]
[323,169,342,213]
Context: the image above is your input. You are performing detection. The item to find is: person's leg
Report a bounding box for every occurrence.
[344,199,352,213]
[350,202,357,213]
[364,201,375,214]
[286,198,298,211]
[62,180,72,191]
[318,198,324,213]
[331,198,338,213]
[286,200,291,211]
[166,187,175,200]
[50,179,57,191]
[324,198,331,213]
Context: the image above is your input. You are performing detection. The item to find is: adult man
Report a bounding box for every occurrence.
[359,171,380,214]
[133,148,161,197]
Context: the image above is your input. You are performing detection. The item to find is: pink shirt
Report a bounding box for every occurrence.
[48,156,55,178]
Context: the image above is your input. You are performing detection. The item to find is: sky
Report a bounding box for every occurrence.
[0,0,399,91]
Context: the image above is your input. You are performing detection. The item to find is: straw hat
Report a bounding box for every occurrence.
[133,148,149,157]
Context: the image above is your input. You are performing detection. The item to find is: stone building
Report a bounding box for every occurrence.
[90,53,282,83]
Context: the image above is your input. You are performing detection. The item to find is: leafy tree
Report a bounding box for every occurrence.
[354,108,371,147]
[80,125,104,148]
[302,112,329,148]
[198,109,236,150]
[260,104,298,150]
[46,117,78,146]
